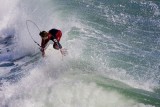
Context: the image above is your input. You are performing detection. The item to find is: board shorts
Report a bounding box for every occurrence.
[55,30,62,42]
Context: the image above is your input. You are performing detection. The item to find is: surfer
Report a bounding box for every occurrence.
[39,29,66,57]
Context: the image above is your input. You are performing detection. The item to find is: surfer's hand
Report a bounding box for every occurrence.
[42,52,45,57]
[40,48,43,52]
[40,48,44,52]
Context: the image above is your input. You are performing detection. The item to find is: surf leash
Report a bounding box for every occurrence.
[26,20,41,48]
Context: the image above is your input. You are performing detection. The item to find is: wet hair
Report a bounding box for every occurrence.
[39,31,47,37]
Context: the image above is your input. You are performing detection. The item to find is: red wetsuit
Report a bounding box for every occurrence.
[41,29,62,52]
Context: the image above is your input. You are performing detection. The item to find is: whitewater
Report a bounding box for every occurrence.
[0,0,160,107]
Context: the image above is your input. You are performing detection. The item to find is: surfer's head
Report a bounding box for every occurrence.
[39,31,48,38]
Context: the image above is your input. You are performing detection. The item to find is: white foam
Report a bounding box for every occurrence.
[0,67,154,107]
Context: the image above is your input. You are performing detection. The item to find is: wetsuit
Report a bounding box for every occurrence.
[41,29,62,52]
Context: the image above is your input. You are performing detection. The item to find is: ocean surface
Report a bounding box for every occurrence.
[0,0,160,107]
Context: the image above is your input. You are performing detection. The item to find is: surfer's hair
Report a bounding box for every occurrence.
[39,31,47,37]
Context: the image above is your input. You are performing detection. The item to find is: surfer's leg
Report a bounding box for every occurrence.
[53,43,59,50]
[56,30,62,42]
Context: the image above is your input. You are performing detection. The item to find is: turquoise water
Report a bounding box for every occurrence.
[0,0,160,107]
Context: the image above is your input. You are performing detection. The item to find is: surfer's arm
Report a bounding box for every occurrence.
[41,39,46,57]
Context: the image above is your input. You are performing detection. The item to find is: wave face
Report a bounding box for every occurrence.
[0,0,160,107]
